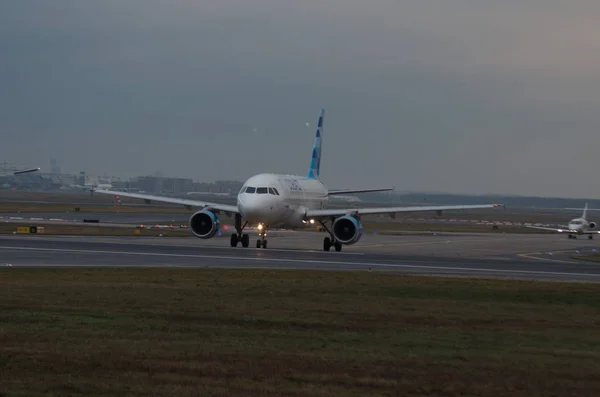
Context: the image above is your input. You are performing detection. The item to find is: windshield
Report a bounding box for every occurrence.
[244,186,279,195]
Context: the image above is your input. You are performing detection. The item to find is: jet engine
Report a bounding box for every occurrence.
[589,222,597,229]
[332,215,363,245]
[189,209,220,239]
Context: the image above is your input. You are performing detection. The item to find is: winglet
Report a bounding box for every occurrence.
[307,108,325,179]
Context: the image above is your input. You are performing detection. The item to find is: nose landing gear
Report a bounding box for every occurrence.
[256,224,268,248]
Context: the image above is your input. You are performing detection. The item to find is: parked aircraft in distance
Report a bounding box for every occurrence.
[94,109,503,251]
[527,203,599,239]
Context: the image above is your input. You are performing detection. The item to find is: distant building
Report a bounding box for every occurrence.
[131,176,194,194]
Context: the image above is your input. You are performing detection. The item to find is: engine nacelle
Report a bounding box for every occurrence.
[332,215,363,245]
[589,222,597,229]
[189,209,220,239]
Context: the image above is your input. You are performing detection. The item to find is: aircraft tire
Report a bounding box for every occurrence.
[323,237,331,251]
[334,242,342,252]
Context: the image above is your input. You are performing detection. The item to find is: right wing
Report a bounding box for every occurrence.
[306,203,504,219]
[525,225,600,234]
[93,189,239,215]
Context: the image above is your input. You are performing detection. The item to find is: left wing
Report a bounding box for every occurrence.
[306,204,503,218]
[328,188,394,196]
[93,189,239,215]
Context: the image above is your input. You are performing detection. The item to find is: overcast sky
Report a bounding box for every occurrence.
[2,1,600,197]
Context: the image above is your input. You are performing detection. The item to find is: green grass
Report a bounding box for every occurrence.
[1,269,599,396]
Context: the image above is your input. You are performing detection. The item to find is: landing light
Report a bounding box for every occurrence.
[309,219,315,224]
[257,223,263,230]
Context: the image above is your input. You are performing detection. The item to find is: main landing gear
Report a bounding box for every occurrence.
[230,214,250,248]
[319,220,342,252]
[567,234,593,240]
[256,224,267,249]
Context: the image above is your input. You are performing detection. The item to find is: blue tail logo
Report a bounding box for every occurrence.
[307,108,325,179]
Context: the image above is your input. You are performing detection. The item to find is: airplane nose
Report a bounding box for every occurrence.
[237,194,277,222]
[238,195,264,220]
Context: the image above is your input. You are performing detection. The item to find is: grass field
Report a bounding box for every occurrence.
[1,269,599,396]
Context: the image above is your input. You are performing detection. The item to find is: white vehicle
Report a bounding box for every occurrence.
[527,203,600,239]
[94,109,503,251]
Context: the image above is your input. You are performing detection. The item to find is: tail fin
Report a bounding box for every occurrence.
[307,108,325,179]
[583,202,588,219]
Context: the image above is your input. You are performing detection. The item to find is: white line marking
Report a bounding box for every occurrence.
[1,246,599,278]
[0,236,366,256]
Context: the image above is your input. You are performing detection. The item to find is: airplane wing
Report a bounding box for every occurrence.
[93,189,239,215]
[525,225,600,234]
[306,203,504,218]
[328,188,394,195]
[0,167,41,177]
[13,167,40,175]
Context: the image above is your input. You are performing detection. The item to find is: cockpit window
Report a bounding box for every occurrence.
[272,188,279,195]
[245,186,256,193]
[256,187,268,194]
[268,188,276,195]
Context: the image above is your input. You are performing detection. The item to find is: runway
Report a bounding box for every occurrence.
[1,232,600,282]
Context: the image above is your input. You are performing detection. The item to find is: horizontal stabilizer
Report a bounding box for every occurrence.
[328,188,394,196]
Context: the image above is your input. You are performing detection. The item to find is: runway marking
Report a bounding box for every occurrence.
[517,250,597,265]
[516,253,579,264]
[1,246,600,279]
[357,238,496,248]
[0,237,365,256]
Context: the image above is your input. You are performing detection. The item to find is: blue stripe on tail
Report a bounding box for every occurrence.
[307,108,325,179]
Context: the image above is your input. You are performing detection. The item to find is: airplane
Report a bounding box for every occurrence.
[0,167,40,177]
[526,203,600,239]
[93,109,503,251]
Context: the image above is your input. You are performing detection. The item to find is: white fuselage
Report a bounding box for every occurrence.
[236,173,328,228]
[567,217,589,234]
